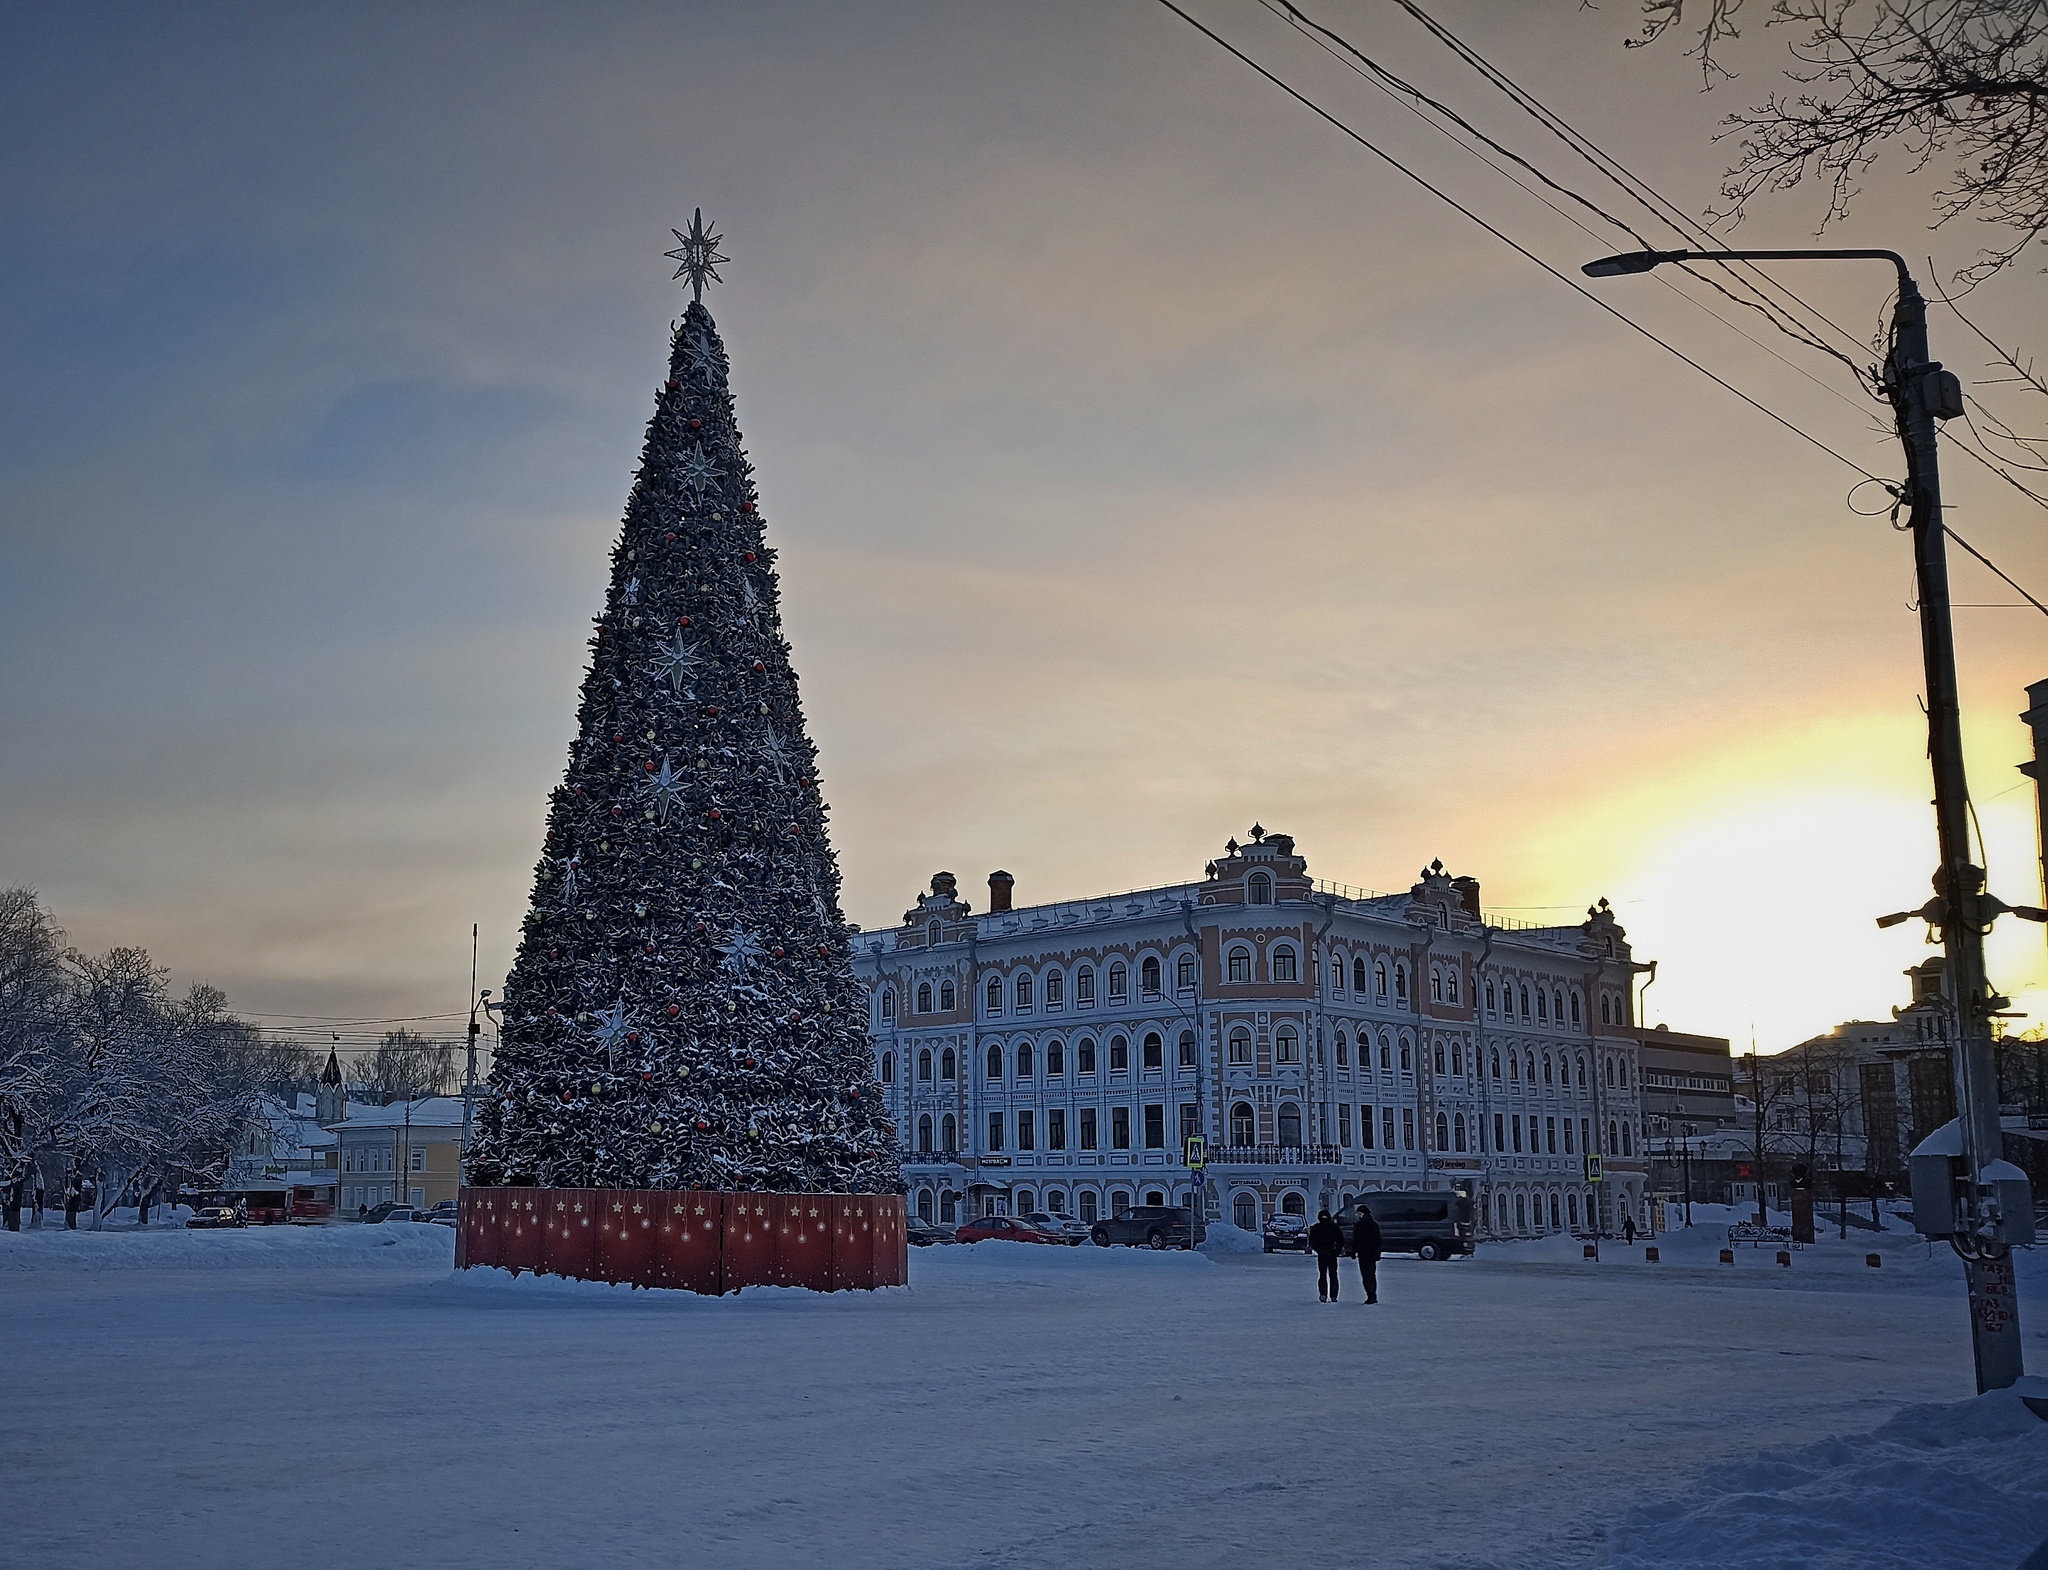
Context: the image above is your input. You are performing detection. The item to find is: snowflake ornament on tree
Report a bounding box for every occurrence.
[468,219,899,1197]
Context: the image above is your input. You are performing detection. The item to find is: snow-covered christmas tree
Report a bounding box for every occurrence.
[469,214,899,1197]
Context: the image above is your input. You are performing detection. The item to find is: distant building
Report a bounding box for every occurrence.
[854,828,1658,1241]
[331,1098,464,1214]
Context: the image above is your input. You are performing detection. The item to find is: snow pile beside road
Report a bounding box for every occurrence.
[0,1221,455,1272]
[1196,1221,1262,1255]
[1605,1379,2048,1570]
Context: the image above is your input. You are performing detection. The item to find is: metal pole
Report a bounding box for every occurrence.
[462,924,479,1188]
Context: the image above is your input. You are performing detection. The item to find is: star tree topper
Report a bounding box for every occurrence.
[664,208,729,303]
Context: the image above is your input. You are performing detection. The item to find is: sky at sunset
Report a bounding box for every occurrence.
[4,2,2044,1059]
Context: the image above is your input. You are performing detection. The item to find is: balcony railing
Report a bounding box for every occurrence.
[1204,1144,1344,1166]
[902,1149,966,1167]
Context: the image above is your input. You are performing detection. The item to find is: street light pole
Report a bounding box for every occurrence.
[1586,246,2032,1392]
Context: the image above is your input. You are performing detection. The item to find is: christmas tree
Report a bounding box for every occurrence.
[469,214,899,1196]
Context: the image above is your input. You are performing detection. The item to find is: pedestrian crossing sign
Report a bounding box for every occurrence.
[1585,1153,1604,1183]
[1185,1135,1206,1170]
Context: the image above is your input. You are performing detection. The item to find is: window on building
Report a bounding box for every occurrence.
[1078,1190,1099,1223]
[1247,871,1273,905]
[918,1049,932,1081]
[1109,1035,1129,1072]
[1178,1030,1196,1069]
[1519,984,1530,1017]
[1601,995,1612,1025]
[1374,962,1388,998]
[1360,1104,1376,1148]
[1543,1053,1553,1085]
[1570,992,1581,1026]
[1140,956,1161,997]
[916,983,932,1014]
[1395,965,1408,1001]
[880,1051,895,1084]
[1179,1102,1199,1150]
[928,921,942,947]
[1401,1109,1416,1150]
[1576,1053,1586,1088]
[1525,1050,1535,1082]
[1605,1058,1616,1088]
[1450,1044,1462,1076]
[1580,1117,1591,1154]
[1567,1192,1579,1228]
[1546,1117,1558,1154]
[986,1112,1003,1151]
[1078,1038,1097,1074]
[1143,1104,1165,1149]
[1494,1112,1505,1152]
[1045,970,1064,1009]
[1562,1118,1574,1154]
[1277,1103,1302,1148]
[1433,1043,1446,1074]
[942,1114,956,1149]
[1107,962,1128,1001]
[1550,1193,1563,1231]
[1272,946,1298,983]
[1622,1121,1634,1155]
[1017,1110,1035,1151]
[1016,1042,1033,1078]
[1230,1101,1255,1145]
[1431,969,1444,1003]
[1536,988,1548,1021]
[410,1149,425,1173]
[1281,1191,1307,1217]
[1111,1107,1131,1150]
[1619,1060,1630,1090]
[1511,1116,1523,1153]
[1399,1042,1412,1073]
[1077,967,1096,1006]
[1380,1037,1392,1070]
[1433,1111,1448,1150]
[1354,956,1370,992]
[1454,1112,1468,1152]
[1080,1108,1098,1150]
[918,1115,933,1153]
[1553,989,1564,1022]
[1228,947,1252,984]
[1338,1103,1353,1145]
[1143,1032,1163,1070]
[1177,955,1197,993]
[941,1048,956,1081]
[1527,1115,1540,1153]
[1048,1108,1067,1150]
[1448,971,1461,1004]
[1485,982,1496,1013]
[986,1045,1003,1081]
[1233,1193,1259,1229]
[986,977,1002,1014]
[1381,1107,1396,1148]
[1047,1040,1065,1076]
[1275,1025,1300,1064]
[1016,974,1034,1012]
[1331,957,1344,993]
[882,988,896,1020]
[1229,1027,1253,1065]
[1335,1032,1349,1068]
[939,980,956,1011]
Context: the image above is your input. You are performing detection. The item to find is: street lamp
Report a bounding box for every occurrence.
[1585,244,2032,1393]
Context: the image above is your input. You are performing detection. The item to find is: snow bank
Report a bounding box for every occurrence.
[1606,1378,2048,1570]
[0,1220,456,1272]
[1196,1220,1262,1255]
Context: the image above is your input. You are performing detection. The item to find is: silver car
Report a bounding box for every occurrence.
[1021,1211,1089,1246]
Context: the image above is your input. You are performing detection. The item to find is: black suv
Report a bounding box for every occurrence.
[1090,1204,1195,1250]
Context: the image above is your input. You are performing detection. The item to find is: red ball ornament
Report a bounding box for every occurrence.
[678,616,690,628]
[741,502,755,514]
[613,733,624,743]
[548,949,558,959]
[817,944,830,956]
[771,945,785,958]
[547,1006,558,1016]
[665,532,676,543]
[695,1119,710,1132]
[644,943,655,954]
[573,785,584,795]
[668,1003,680,1016]
[708,808,722,820]
[743,551,757,563]
[752,660,765,673]
[689,418,702,430]
[705,705,719,717]
[641,1071,652,1081]
[666,379,678,391]
[645,759,658,772]
[611,806,622,817]
[695,921,707,933]
[563,1092,573,1103]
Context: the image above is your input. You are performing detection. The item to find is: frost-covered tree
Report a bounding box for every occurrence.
[469,229,898,1197]
[0,889,68,1230]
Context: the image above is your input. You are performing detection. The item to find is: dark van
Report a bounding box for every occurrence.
[1338,1190,1475,1260]
[1090,1204,1196,1250]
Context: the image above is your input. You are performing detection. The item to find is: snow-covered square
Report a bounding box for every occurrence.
[6,1213,2044,1570]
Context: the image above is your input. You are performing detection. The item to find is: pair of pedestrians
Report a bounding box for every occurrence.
[1308,1207,1380,1303]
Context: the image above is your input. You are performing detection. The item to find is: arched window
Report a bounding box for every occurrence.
[1045,970,1064,1008]
[880,1051,895,1084]
[1335,1031,1349,1067]
[941,1048,956,1081]
[1453,1113,1467,1152]
[1140,956,1161,996]
[1047,1039,1065,1075]
[1601,995,1612,1025]
[941,1114,956,1150]
[1077,966,1096,1006]
[1576,1053,1586,1087]
[1605,1057,1616,1088]
[1485,981,1497,1013]
[916,983,933,1014]
[1379,1036,1392,1070]
[917,1114,933,1153]
[1078,1038,1097,1073]
[928,922,942,947]
[1275,1024,1300,1063]
[986,1045,1003,1080]
[1143,1032,1163,1070]
[1016,1042,1033,1078]
[1228,1027,1253,1065]
[1271,945,1298,983]
[1524,1050,1535,1083]
[1247,871,1273,905]
[1543,1053,1553,1085]
[1015,973,1033,1011]
[1277,1103,1303,1147]
[1549,1193,1562,1230]
[1433,1043,1446,1074]
[1431,969,1444,1003]
[1281,1191,1306,1216]
[1233,1193,1258,1229]
[1515,1193,1527,1231]
[1536,988,1548,1021]
[1519,984,1530,1017]
[1395,965,1408,1001]
[1447,970,1460,1004]
[1354,956,1370,992]
[1109,1034,1129,1071]
[1434,1111,1448,1150]
[1553,989,1564,1022]
[1230,1102,1255,1145]
[1508,1050,1519,1082]
[1619,1060,1630,1090]
[986,976,1003,1014]
[1608,1118,1619,1153]
[1178,1030,1196,1068]
[1107,962,1128,1000]
[1375,962,1388,998]
[939,980,956,1011]
[1622,1122,1634,1155]
[1569,992,1581,1026]
[1176,954,1197,993]
[918,1188,934,1222]
[1450,1044,1462,1075]
[1228,947,1252,984]
[882,988,896,1020]
[1568,1192,1580,1228]
[1491,1048,1501,1080]
[918,1048,933,1082]
[1399,1041,1412,1072]
[1330,957,1344,992]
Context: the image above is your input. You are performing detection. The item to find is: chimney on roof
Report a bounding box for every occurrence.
[988,870,1014,913]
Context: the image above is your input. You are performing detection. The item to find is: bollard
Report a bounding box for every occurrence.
[1866,1253,1882,1269]
[1644,1246,1660,1263]
[1776,1250,1791,1268]
[1719,1248,1735,1264]
[1583,1242,1599,1261]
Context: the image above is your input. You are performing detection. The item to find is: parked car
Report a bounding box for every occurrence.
[425,1202,459,1228]
[1336,1190,1476,1260]
[1262,1214,1310,1254]
[1019,1211,1086,1246]
[185,1205,246,1230]
[906,1222,958,1247]
[955,1214,1065,1245]
[1090,1204,1195,1250]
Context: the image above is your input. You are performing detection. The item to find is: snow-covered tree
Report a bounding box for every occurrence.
[468,253,898,1197]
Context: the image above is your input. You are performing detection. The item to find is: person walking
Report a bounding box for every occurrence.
[1308,1208,1345,1302]
[1622,1212,1637,1246]
[1352,1204,1382,1304]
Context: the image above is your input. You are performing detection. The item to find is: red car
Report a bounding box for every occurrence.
[954,1215,1065,1245]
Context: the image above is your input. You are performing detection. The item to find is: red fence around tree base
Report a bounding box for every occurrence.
[455,1187,907,1294]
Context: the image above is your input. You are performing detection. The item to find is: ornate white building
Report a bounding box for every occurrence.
[853,828,1650,1241]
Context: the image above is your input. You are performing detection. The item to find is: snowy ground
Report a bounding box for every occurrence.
[4,1207,2044,1570]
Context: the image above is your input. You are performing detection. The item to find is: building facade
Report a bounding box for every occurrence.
[853,829,1651,1241]
[332,1098,465,1214]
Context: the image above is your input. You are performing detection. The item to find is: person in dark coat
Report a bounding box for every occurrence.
[1622,1213,1637,1245]
[1307,1208,1345,1302]
[1352,1206,1382,1304]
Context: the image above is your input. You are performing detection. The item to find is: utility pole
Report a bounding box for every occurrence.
[1586,245,2037,1392]
[462,924,480,1187]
